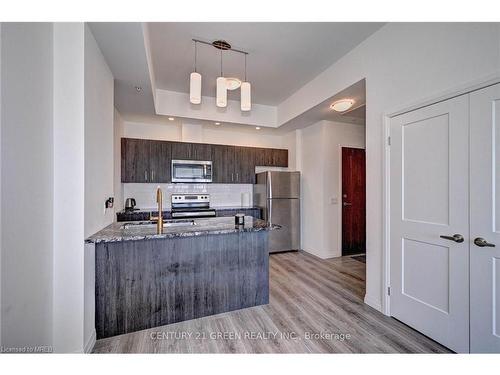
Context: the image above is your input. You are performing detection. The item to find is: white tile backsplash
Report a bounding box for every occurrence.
[123,183,253,210]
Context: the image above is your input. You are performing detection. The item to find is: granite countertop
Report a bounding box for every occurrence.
[86,216,279,244]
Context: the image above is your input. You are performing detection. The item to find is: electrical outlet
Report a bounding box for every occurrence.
[330,197,338,205]
[105,197,114,209]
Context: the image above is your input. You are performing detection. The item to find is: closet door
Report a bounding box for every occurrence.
[389,94,470,353]
[470,83,500,353]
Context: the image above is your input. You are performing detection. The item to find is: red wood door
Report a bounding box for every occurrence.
[341,147,366,255]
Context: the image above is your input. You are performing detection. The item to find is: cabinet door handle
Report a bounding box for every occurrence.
[151,170,155,181]
[231,173,234,182]
[145,170,148,181]
[236,172,239,181]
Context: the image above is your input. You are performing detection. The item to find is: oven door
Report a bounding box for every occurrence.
[171,160,212,183]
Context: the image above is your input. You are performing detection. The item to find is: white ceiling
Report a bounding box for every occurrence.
[88,22,156,116]
[277,79,366,133]
[147,22,383,105]
[89,23,374,128]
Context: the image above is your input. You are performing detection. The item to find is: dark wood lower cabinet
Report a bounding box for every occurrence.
[121,138,288,183]
[95,232,269,339]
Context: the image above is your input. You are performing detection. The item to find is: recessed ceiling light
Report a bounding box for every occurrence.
[168,117,175,121]
[255,127,261,130]
[330,99,354,112]
[135,86,143,93]
[214,122,221,125]
[226,77,242,91]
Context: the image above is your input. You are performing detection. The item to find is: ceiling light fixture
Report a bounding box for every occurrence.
[216,47,227,108]
[214,122,221,125]
[190,38,251,112]
[190,41,202,104]
[330,99,355,112]
[241,54,251,112]
[168,117,175,121]
[226,77,242,91]
[135,86,143,93]
[255,127,261,130]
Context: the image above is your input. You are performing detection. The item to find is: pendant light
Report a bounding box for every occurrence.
[241,53,251,111]
[189,41,202,104]
[216,48,227,108]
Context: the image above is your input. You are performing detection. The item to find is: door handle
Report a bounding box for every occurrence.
[343,202,352,207]
[440,234,464,243]
[474,237,496,247]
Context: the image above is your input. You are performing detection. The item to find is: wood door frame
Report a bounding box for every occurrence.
[381,73,500,317]
[338,144,366,258]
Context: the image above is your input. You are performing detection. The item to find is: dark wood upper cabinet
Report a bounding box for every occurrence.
[191,143,212,161]
[170,142,192,160]
[272,149,288,167]
[121,138,150,182]
[122,138,171,183]
[212,144,235,183]
[121,138,287,184]
[234,146,256,183]
[254,147,288,167]
[149,140,171,183]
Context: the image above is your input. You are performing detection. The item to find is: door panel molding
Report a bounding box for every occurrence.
[389,94,469,353]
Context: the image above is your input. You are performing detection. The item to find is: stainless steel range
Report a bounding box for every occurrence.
[170,194,216,219]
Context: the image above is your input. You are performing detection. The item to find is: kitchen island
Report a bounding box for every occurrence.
[86,216,279,339]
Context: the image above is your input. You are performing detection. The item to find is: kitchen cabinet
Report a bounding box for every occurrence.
[121,138,287,184]
[121,138,149,182]
[121,138,171,183]
[149,140,171,182]
[171,142,213,161]
[234,146,256,183]
[254,147,288,167]
[212,144,235,183]
[191,143,213,161]
[170,142,192,160]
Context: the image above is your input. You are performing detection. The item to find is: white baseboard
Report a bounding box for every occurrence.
[84,329,96,354]
[364,294,382,312]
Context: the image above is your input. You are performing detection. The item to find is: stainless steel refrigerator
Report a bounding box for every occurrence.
[254,171,300,253]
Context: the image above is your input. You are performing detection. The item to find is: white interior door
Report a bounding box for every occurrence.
[390,95,470,353]
[470,83,500,353]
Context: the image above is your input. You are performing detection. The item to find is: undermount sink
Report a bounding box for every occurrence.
[122,219,196,229]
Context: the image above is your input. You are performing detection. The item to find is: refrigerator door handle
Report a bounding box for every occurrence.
[268,199,272,224]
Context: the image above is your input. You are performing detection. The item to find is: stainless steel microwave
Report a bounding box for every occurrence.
[171,160,213,183]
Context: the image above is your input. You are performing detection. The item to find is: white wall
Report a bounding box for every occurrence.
[53,23,86,353]
[122,119,288,149]
[84,25,114,238]
[123,118,182,141]
[299,121,365,259]
[0,22,3,348]
[114,108,124,212]
[278,23,500,311]
[1,23,54,348]
[83,25,115,352]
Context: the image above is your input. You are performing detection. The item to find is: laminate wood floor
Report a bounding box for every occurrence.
[92,251,451,353]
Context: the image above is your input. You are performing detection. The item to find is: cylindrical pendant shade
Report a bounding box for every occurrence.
[189,72,202,104]
[216,77,227,108]
[241,81,251,111]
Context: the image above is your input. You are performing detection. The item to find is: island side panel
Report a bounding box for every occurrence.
[95,231,269,339]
